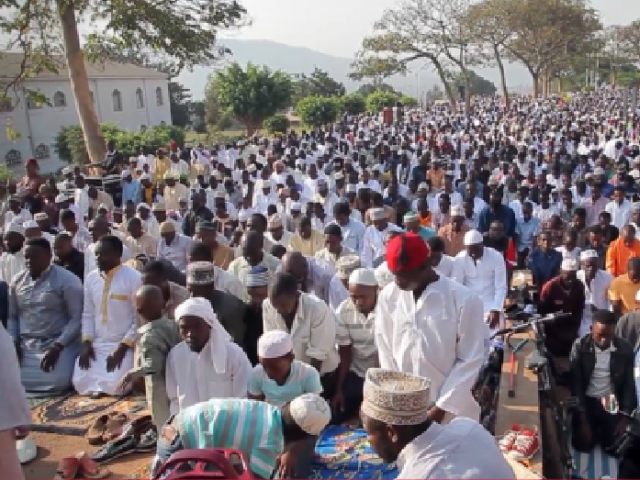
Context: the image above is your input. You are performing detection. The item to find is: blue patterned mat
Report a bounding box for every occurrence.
[309,425,398,479]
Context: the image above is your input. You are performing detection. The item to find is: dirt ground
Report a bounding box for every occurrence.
[23,432,153,480]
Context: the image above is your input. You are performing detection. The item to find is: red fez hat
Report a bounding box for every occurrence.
[26,158,39,168]
[386,232,430,273]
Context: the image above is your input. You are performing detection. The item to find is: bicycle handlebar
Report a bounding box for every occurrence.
[491,312,573,339]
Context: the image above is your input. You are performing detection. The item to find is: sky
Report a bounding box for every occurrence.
[230,0,640,59]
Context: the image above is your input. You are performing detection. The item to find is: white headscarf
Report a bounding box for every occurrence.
[175,297,231,374]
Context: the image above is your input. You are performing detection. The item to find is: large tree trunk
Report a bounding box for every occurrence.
[57,0,106,164]
[531,70,540,99]
[433,59,457,113]
[493,45,510,108]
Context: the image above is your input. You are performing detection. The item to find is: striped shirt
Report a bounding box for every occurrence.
[176,398,284,479]
[335,299,379,378]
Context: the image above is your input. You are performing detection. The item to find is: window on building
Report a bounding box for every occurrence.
[112,89,123,112]
[155,86,163,106]
[53,91,66,107]
[136,88,144,109]
[0,97,12,113]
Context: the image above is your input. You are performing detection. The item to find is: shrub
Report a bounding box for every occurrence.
[263,114,290,134]
[296,96,341,127]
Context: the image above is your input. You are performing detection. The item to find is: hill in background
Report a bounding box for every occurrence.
[177,38,532,100]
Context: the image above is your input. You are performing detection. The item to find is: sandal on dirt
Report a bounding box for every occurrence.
[86,415,109,446]
[101,412,131,442]
[76,452,111,479]
[54,457,80,479]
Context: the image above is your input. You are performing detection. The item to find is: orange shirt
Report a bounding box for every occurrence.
[418,212,432,228]
[608,274,640,314]
[605,238,640,277]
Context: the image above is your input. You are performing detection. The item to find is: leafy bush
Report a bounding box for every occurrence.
[340,93,367,115]
[0,164,14,182]
[366,90,399,113]
[55,123,186,165]
[400,94,419,107]
[263,114,290,133]
[296,96,341,127]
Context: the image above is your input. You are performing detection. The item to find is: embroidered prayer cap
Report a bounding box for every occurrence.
[4,222,25,236]
[336,255,361,280]
[152,202,166,212]
[186,261,216,285]
[289,393,332,436]
[159,221,176,234]
[345,184,357,193]
[385,233,430,273]
[268,214,284,230]
[450,205,464,217]
[196,221,217,232]
[258,330,293,359]
[34,213,48,221]
[361,368,432,426]
[370,208,387,221]
[561,258,578,271]
[247,265,271,288]
[349,268,378,287]
[463,229,483,246]
[403,211,418,223]
[580,249,598,261]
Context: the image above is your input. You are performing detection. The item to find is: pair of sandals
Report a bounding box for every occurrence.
[54,452,110,479]
[91,415,157,464]
[87,412,131,446]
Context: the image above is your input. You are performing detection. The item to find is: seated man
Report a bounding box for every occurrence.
[73,235,141,397]
[152,393,331,479]
[9,238,83,396]
[166,298,252,414]
[361,368,514,479]
[570,309,637,453]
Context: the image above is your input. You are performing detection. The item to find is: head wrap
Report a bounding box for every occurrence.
[187,261,216,285]
[289,394,331,436]
[246,265,271,288]
[336,255,361,280]
[159,221,176,234]
[258,331,293,359]
[174,297,231,374]
[361,368,432,426]
[349,268,378,287]
[463,230,483,246]
[385,233,430,273]
[561,258,578,271]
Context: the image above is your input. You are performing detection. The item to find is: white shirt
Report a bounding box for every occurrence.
[75,187,90,220]
[0,250,25,283]
[577,269,613,337]
[85,242,132,279]
[5,208,32,227]
[605,199,631,230]
[327,219,366,252]
[397,417,515,479]
[166,340,252,414]
[168,160,191,177]
[634,349,640,406]
[434,254,454,279]
[265,230,293,250]
[328,275,349,312]
[362,223,403,268]
[158,234,192,273]
[336,299,379,377]
[451,247,508,327]
[263,292,340,375]
[375,277,488,419]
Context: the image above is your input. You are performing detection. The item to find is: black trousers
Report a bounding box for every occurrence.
[517,248,530,269]
[572,396,619,453]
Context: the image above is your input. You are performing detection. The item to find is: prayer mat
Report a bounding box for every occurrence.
[571,443,618,479]
[309,425,397,479]
[30,394,147,436]
[28,396,58,409]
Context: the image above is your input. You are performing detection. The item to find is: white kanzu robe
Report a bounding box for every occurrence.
[72,265,142,395]
[375,277,488,421]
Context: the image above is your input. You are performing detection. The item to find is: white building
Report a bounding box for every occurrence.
[0,53,172,175]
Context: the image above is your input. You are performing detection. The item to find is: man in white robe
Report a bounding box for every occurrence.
[375,232,488,423]
[361,208,402,268]
[166,297,252,414]
[577,249,613,337]
[73,235,142,396]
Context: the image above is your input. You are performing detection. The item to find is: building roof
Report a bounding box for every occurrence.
[0,52,168,82]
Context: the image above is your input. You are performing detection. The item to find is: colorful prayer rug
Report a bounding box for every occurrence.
[309,425,397,480]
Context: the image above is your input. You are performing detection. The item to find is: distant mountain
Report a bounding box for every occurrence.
[177,38,533,100]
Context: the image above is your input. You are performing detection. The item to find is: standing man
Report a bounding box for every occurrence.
[375,232,488,422]
[577,250,613,337]
[72,236,142,397]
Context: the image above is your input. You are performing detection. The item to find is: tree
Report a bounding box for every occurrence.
[208,63,292,135]
[292,68,346,104]
[350,0,479,112]
[341,93,367,115]
[356,83,398,96]
[296,96,341,127]
[453,71,496,96]
[618,20,640,64]
[400,94,419,107]
[263,114,290,134]
[191,101,207,134]
[426,84,445,101]
[169,82,193,128]
[366,90,399,112]
[0,0,246,163]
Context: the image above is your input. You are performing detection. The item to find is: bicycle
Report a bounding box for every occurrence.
[498,311,579,479]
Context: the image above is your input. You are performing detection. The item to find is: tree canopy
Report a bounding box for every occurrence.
[291,68,346,104]
[207,62,292,135]
[296,96,341,127]
[453,71,497,96]
[366,90,399,113]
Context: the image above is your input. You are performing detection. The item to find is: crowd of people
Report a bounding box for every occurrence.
[1,90,640,479]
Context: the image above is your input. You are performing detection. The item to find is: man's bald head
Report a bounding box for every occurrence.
[281,252,309,289]
[135,284,165,322]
